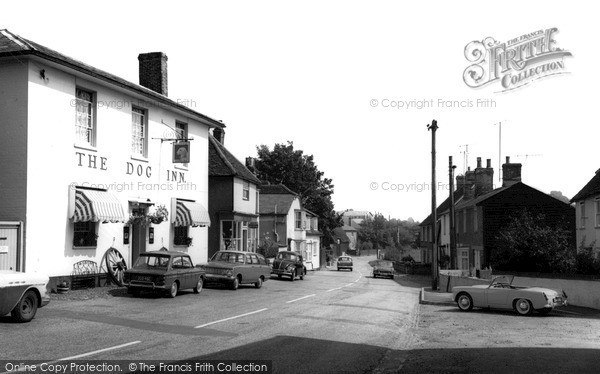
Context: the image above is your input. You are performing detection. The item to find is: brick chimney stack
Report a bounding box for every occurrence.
[213,128,225,144]
[456,174,465,192]
[463,167,475,199]
[502,156,522,187]
[474,157,495,196]
[138,52,168,96]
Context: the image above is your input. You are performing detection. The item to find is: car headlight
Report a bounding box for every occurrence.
[286,265,294,270]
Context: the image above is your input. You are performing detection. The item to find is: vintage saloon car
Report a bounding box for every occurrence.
[372,260,395,279]
[271,251,307,281]
[0,270,50,322]
[123,251,205,298]
[201,251,271,290]
[337,256,353,271]
[452,275,568,316]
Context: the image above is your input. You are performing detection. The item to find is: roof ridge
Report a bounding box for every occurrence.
[209,135,237,176]
[0,29,35,51]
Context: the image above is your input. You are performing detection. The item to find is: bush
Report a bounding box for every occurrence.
[401,255,415,263]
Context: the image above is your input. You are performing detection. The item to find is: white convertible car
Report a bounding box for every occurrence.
[0,270,50,322]
[452,275,568,316]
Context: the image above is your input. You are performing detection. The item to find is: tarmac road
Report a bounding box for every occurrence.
[0,255,420,373]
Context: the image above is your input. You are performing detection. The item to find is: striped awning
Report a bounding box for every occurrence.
[175,200,211,227]
[73,189,126,223]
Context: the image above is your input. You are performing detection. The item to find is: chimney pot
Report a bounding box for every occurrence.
[138,52,168,96]
[477,157,482,168]
[486,159,491,168]
[506,156,510,163]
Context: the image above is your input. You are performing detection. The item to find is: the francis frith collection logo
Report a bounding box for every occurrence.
[463,28,572,92]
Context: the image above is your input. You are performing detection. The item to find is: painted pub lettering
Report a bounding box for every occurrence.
[126,161,152,178]
[75,151,107,170]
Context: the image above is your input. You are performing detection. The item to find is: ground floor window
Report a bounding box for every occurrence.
[174,225,189,246]
[73,221,97,247]
[221,220,258,251]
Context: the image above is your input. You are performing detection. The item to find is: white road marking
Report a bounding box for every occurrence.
[0,341,144,373]
[194,308,268,328]
[56,341,141,360]
[286,294,316,303]
[344,283,354,287]
[326,287,342,292]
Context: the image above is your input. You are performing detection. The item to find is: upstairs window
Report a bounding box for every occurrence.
[75,88,95,146]
[131,107,147,157]
[580,202,586,229]
[295,211,303,230]
[243,181,250,200]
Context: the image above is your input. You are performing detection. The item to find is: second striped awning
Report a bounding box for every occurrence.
[73,188,126,223]
[175,200,211,227]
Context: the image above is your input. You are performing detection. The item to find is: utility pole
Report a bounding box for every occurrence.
[428,119,439,290]
[449,156,457,271]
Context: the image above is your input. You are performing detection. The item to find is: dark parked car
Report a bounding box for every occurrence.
[0,270,50,322]
[201,251,271,290]
[123,251,205,298]
[337,256,353,271]
[372,260,394,279]
[271,251,306,281]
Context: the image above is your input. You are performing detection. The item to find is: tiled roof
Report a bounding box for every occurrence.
[455,186,509,210]
[420,189,465,226]
[332,227,350,243]
[259,184,298,215]
[571,170,600,202]
[0,29,223,129]
[260,184,299,195]
[208,135,260,184]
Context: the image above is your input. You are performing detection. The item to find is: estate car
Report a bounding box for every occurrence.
[202,251,271,290]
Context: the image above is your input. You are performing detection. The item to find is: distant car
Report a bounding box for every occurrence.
[337,256,353,271]
[452,275,568,316]
[0,270,50,322]
[271,251,306,281]
[123,251,205,298]
[372,260,394,279]
[201,251,271,290]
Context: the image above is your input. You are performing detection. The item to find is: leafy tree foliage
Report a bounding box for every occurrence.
[493,209,574,273]
[357,213,420,250]
[254,141,342,246]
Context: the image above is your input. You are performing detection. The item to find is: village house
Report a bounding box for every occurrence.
[258,184,322,270]
[419,156,575,273]
[0,30,221,281]
[571,168,600,255]
[207,131,261,259]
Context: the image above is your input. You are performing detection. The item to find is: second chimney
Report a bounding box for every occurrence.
[502,156,522,187]
[213,128,225,144]
[138,52,168,96]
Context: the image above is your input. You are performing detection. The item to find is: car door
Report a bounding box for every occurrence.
[247,254,260,282]
[180,256,195,289]
[485,284,511,308]
[171,256,187,289]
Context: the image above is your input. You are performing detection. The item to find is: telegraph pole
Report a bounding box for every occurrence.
[449,156,456,270]
[428,120,439,290]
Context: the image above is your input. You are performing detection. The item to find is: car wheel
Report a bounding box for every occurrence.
[300,268,305,280]
[515,298,533,316]
[290,270,296,281]
[255,277,263,288]
[337,268,340,271]
[231,277,239,290]
[168,281,179,298]
[457,293,473,312]
[11,290,38,323]
[194,278,203,294]
[277,274,282,279]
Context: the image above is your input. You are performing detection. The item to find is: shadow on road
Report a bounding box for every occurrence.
[175,336,600,374]
[435,305,600,320]
[393,274,431,289]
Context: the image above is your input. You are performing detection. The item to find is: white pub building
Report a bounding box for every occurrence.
[0,30,222,285]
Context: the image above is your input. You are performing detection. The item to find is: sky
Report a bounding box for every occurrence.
[1,1,597,222]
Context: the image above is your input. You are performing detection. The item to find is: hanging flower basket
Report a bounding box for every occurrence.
[126,205,168,226]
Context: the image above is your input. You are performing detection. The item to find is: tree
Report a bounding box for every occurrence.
[254,141,342,247]
[493,209,574,273]
[357,214,420,251]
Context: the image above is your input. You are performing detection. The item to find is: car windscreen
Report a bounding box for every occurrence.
[133,255,170,269]
[276,253,297,261]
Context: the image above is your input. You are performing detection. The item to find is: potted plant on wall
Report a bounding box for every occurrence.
[56,280,69,294]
